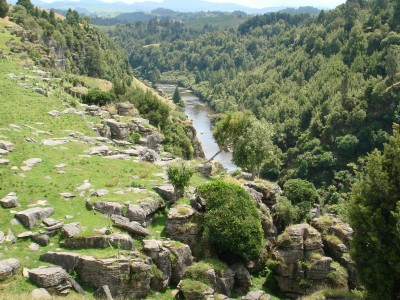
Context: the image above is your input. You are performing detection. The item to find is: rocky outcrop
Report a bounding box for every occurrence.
[231,264,252,291]
[61,223,81,239]
[0,258,20,280]
[60,233,134,250]
[40,252,81,273]
[28,266,72,295]
[143,239,172,291]
[85,145,111,156]
[244,182,282,209]
[274,224,343,298]
[154,184,181,203]
[1,192,19,208]
[178,279,215,300]
[117,103,135,116]
[146,132,164,150]
[311,215,356,288]
[163,241,194,285]
[105,119,130,140]
[90,201,124,216]
[15,207,54,228]
[166,205,201,249]
[111,215,151,236]
[125,197,165,225]
[140,148,160,162]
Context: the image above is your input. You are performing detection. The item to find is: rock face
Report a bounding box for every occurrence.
[163,241,194,285]
[40,252,81,274]
[111,215,151,237]
[28,266,72,295]
[311,215,356,288]
[274,224,341,297]
[125,197,165,225]
[146,133,164,150]
[106,119,130,140]
[117,103,135,116]
[1,192,19,208]
[0,258,20,280]
[61,233,134,250]
[153,184,180,203]
[166,205,201,249]
[76,255,152,299]
[244,182,282,209]
[62,223,81,239]
[143,239,172,291]
[15,207,54,228]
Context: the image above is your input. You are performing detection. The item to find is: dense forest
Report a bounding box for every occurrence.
[107,0,400,216]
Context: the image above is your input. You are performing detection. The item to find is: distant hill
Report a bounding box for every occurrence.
[8,0,288,14]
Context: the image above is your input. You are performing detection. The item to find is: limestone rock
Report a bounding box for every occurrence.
[245,182,282,208]
[111,215,151,237]
[0,258,20,280]
[0,159,10,165]
[62,223,81,239]
[106,119,130,140]
[141,148,160,162]
[6,229,16,244]
[178,279,215,300]
[31,288,51,299]
[17,231,34,239]
[153,184,179,203]
[91,201,123,216]
[15,207,54,228]
[61,233,134,250]
[143,240,171,291]
[197,164,213,177]
[32,234,50,246]
[41,138,70,146]
[125,197,165,224]
[117,103,134,116]
[242,290,271,300]
[231,264,252,290]
[91,189,109,197]
[163,241,194,285]
[0,140,14,151]
[29,243,40,251]
[60,192,75,199]
[28,266,72,295]
[23,158,43,167]
[40,252,81,273]
[146,133,164,150]
[85,146,111,156]
[1,192,19,208]
[166,205,200,248]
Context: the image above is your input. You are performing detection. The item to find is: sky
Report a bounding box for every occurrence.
[39,0,347,9]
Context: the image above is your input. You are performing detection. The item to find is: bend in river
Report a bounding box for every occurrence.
[158,84,237,171]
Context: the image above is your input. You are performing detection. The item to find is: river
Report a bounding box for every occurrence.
[158,84,237,171]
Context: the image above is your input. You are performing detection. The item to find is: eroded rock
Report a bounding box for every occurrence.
[15,207,54,228]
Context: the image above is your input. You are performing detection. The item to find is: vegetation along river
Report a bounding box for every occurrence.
[158,84,237,171]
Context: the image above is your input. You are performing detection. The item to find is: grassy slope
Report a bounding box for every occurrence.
[0,22,210,298]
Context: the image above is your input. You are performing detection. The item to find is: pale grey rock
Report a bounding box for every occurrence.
[0,258,20,280]
[29,243,40,251]
[48,110,61,118]
[60,233,134,250]
[16,207,54,228]
[77,180,92,191]
[111,215,151,236]
[242,290,271,300]
[29,266,72,295]
[6,229,16,244]
[40,252,81,274]
[31,288,51,299]
[0,140,14,151]
[62,223,81,239]
[91,189,109,197]
[23,158,43,167]
[106,119,130,140]
[85,145,111,156]
[54,163,66,169]
[17,231,34,239]
[60,192,75,199]
[41,138,70,146]
[0,159,10,165]
[1,192,19,208]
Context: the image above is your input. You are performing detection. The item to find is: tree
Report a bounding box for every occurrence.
[16,0,33,13]
[348,124,400,299]
[283,179,319,221]
[199,180,264,260]
[0,0,9,18]
[167,161,194,198]
[82,89,114,106]
[172,86,183,106]
[232,119,274,178]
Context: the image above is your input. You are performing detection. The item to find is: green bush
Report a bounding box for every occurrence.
[198,180,264,260]
[275,195,301,230]
[327,262,348,289]
[129,132,142,144]
[82,89,114,106]
[167,161,194,195]
[283,179,319,221]
[179,279,211,294]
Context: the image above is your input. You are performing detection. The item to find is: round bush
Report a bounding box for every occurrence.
[198,180,264,260]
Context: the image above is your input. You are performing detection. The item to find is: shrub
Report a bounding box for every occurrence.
[327,262,348,288]
[179,279,211,294]
[83,89,114,106]
[167,161,194,195]
[275,195,301,230]
[283,179,319,221]
[198,180,264,260]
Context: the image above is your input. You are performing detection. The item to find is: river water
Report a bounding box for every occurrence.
[158,84,237,171]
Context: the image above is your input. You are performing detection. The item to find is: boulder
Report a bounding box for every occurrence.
[31,288,51,299]
[23,158,43,167]
[197,164,212,177]
[85,146,111,156]
[141,148,160,162]
[111,215,151,237]
[231,264,252,290]
[125,197,164,224]
[242,290,271,300]
[146,133,164,150]
[1,192,19,208]
[166,205,201,248]
[60,233,134,250]
[76,255,151,299]
[60,192,75,199]
[0,159,10,166]
[0,140,14,151]
[143,240,171,291]
[91,201,123,216]
[106,119,130,140]
[245,182,282,208]
[153,184,179,203]
[178,279,215,300]
[62,223,81,239]
[32,234,50,246]
[163,241,194,285]
[28,266,72,295]
[15,207,54,228]
[0,258,20,280]
[91,189,109,197]
[6,229,16,244]
[40,252,81,273]
[117,103,134,116]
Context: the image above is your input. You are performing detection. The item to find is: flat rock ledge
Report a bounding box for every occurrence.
[60,233,134,250]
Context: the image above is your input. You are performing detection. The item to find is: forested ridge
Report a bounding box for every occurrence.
[107,0,400,214]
